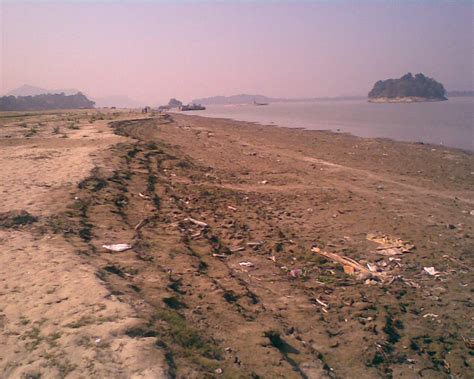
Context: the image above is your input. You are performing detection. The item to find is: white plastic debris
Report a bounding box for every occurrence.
[367,263,378,272]
[212,254,228,259]
[239,261,255,267]
[423,267,439,276]
[183,217,208,227]
[247,241,263,247]
[102,244,132,252]
[315,298,328,308]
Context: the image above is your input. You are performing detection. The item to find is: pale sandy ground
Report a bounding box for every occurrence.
[0,111,166,378]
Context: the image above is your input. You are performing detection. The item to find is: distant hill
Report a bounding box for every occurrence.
[368,73,447,102]
[192,94,365,105]
[4,85,143,108]
[6,84,80,97]
[0,93,95,111]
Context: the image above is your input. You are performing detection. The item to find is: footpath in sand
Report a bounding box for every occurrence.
[0,110,473,378]
[0,110,166,378]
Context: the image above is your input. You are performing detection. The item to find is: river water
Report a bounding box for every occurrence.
[183,97,473,151]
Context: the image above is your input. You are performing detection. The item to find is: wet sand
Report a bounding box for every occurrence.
[0,111,473,378]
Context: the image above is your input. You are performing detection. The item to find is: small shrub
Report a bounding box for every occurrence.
[163,296,186,310]
[78,227,92,241]
[68,122,80,130]
[78,176,108,192]
[25,127,38,137]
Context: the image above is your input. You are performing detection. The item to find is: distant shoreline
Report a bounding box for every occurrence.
[174,97,473,151]
[368,96,447,103]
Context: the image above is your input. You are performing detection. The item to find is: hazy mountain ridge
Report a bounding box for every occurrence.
[6,84,81,97]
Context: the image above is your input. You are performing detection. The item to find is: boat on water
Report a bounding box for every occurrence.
[180,103,206,111]
[253,100,269,106]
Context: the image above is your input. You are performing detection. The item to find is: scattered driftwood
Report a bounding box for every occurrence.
[311,247,376,278]
[134,218,150,231]
[386,275,420,288]
[138,192,151,200]
[190,230,202,239]
[247,241,263,247]
[367,233,415,256]
[230,246,245,253]
[184,217,208,228]
[213,253,228,259]
[443,254,471,271]
[315,298,328,308]
[462,336,474,349]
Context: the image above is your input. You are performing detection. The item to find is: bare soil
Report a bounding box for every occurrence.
[1,110,473,378]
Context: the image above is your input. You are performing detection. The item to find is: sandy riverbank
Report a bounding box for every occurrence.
[0,110,167,378]
[1,111,473,378]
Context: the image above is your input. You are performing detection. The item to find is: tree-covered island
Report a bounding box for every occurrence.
[368,73,447,102]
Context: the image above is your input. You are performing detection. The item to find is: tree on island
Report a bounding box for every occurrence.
[0,92,95,111]
[168,98,183,108]
[368,73,447,100]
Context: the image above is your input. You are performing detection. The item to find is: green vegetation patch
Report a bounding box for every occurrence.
[154,308,222,361]
[78,176,108,192]
[0,210,38,228]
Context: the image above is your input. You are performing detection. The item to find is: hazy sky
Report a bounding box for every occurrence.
[1,0,472,103]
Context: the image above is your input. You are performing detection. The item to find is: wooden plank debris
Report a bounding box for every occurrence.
[311,247,374,276]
